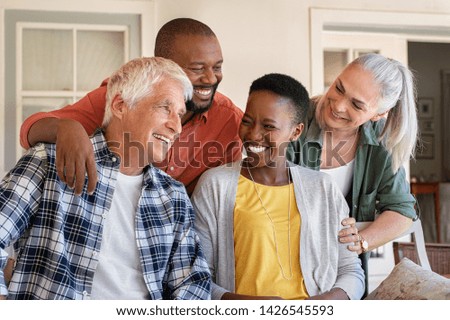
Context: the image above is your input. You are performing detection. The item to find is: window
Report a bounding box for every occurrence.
[16,23,129,158]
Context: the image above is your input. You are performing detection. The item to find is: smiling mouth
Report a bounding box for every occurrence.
[247,145,268,154]
[331,108,348,121]
[153,133,172,145]
[194,88,213,97]
[193,86,215,100]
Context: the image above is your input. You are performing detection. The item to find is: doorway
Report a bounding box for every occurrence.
[408,41,450,245]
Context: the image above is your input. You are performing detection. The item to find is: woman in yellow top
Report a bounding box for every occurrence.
[191,73,364,299]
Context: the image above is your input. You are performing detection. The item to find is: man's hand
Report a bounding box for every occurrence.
[4,258,15,285]
[56,119,97,195]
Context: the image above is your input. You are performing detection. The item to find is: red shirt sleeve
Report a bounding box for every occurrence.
[20,80,109,149]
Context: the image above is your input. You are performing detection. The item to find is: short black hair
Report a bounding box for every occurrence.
[155,18,216,58]
[249,73,310,124]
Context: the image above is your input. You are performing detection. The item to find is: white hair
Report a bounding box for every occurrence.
[102,57,193,126]
[352,53,418,173]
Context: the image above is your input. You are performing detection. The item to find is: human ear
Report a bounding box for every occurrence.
[111,94,127,119]
[290,123,304,141]
[371,110,389,122]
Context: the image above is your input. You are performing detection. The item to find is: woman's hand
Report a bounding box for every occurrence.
[338,217,364,254]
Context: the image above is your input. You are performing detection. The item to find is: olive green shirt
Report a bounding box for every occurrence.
[286,106,417,222]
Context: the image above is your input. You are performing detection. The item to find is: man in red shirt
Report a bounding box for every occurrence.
[20,18,243,195]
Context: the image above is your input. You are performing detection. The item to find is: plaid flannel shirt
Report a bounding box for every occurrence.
[0,130,211,299]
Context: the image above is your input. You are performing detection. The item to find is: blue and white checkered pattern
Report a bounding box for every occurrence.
[0,130,211,299]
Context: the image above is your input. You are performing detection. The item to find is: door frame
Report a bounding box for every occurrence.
[310,8,450,96]
[322,31,408,90]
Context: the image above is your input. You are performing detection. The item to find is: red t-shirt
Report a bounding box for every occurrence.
[20,80,243,194]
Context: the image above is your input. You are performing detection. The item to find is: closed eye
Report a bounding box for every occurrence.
[335,84,344,94]
[352,102,363,110]
[153,104,171,115]
[162,106,170,114]
[241,118,251,126]
[186,66,204,75]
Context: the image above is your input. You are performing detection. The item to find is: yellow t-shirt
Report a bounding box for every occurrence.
[234,174,309,300]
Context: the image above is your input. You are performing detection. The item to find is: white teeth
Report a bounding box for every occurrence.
[332,110,345,120]
[194,88,212,96]
[153,133,171,144]
[248,145,267,153]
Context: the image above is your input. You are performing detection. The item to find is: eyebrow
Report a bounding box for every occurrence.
[153,99,173,111]
[189,59,224,65]
[156,100,186,115]
[337,78,368,108]
[243,114,278,124]
[158,99,172,107]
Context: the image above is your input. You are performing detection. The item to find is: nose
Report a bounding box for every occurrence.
[333,95,348,113]
[167,112,182,136]
[245,124,264,142]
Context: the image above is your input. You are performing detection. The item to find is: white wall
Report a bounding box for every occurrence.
[4,0,450,113]
[154,0,450,109]
[154,0,310,110]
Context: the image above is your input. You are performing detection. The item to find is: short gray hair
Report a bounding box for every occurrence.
[102,57,193,126]
[351,53,418,172]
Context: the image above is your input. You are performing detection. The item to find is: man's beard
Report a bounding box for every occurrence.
[185,83,219,115]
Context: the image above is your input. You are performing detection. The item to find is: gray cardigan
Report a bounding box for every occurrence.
[191,161,365,300]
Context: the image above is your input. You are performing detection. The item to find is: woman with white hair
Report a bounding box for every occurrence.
[287,53,418,256]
